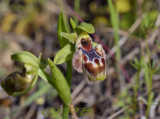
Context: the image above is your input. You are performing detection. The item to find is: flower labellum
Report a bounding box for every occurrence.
[72,33,106,82]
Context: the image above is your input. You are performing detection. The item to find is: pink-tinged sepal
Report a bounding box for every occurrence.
[72,51,83,73]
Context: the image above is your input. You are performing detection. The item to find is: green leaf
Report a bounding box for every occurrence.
[61,32,77,44]
[38,69,52,83]
[11,51,40,69]
[38,69,61,94]
[75,22,95,34]
[48,59,71,105]
[70,18,77,31]
[57,13,69,48]
[54,44,75,64]
[12,73,38,97]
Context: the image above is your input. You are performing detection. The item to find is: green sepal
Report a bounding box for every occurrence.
[54,44,75,64]
[11,51,40,69]
[61,32,77,44]
[57,13,69,48]
[48,59,71,105]
[24,64,37,76]
[75,22,95,34]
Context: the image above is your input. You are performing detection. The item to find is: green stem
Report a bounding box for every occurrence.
[66,61,72,87]
[62,103,70,119]
[146,72,153,119]
[144,34,153,119]
[146,92,154,119]
[133,70,140,111]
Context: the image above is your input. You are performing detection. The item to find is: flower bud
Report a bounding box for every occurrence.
[1,51,39,96]
[1,72,32,96]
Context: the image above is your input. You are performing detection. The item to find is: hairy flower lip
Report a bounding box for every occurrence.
[72,33,106,82]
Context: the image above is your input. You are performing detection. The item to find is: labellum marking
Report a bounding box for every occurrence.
[72,35,106,82]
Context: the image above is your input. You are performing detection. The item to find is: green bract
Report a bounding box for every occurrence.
[48,59,71,105]
[11,51,40,68]
[54,44,75,64]
[61,32,77,44]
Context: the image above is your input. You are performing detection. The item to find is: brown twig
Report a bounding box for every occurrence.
[70,103,79,119]
[106,106,129,119]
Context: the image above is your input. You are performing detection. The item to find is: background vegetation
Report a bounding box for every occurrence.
[0,0,160,119]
